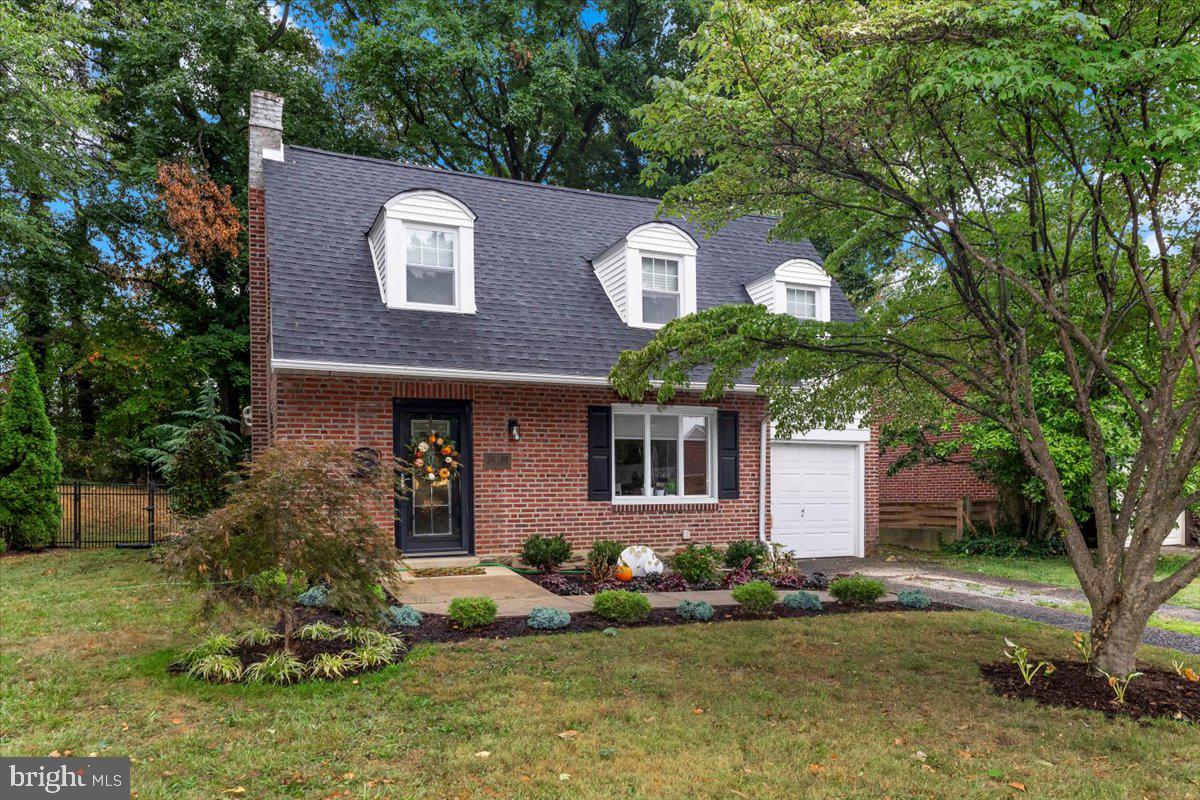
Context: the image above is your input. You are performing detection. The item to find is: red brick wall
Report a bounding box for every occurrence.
[248,187,273,455]
[879,436,996,504]
[272,374,778,556]
[865,424,881,555]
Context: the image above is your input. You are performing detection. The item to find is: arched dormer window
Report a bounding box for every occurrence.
[744,258,832,322]
[592,222,698,329]
[366,190,477,313]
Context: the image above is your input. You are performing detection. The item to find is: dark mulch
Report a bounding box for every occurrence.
[404,600,961,645]
[407,565,486,577]
[523,570,834,596]
[980,661,1199,723]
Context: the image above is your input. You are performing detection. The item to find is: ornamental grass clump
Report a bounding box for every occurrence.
[593,590,651,623]
[244,652,306,685]
[784,591,823,612]
[676,599,714,621]
[731,580,778,615]
[235,625,281,647]
[187,654,244,683]
[897,589,931,609]
[308,652,357,681]
[297,621,339,641]
[829,576,886,606]
[448,596,498,628]
[527,607,572,630]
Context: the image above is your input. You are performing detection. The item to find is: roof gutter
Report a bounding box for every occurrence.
[271,357,762,395]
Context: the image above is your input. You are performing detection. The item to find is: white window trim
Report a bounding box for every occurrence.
[640,255,682,326]
[369,190,477,314]
[611,404,718,504]
[785,285,819,320]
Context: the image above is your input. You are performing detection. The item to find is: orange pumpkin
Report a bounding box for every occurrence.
[615,564,634,582]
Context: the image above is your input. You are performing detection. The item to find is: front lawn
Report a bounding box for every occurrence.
[886,547,1200,610]
[1,550,1196,799]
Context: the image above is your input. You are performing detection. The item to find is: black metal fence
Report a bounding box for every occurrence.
[55,482,176,548]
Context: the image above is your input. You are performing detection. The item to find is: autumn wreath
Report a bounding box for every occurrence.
[397,430,462,489]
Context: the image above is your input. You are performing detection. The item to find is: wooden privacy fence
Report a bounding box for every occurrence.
[879,498,998,549]
[56,482,177,548]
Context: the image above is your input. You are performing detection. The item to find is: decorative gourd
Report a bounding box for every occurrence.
[615,564,634,582]
[618,545,664,577]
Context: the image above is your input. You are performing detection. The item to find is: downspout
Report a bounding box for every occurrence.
[758,415,768,544]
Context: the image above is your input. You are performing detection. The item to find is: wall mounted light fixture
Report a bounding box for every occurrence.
[508,419,521,441]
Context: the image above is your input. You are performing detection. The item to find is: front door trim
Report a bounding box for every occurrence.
[393,398,474,556]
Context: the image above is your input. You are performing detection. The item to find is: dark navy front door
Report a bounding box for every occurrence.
[394,399,473,555]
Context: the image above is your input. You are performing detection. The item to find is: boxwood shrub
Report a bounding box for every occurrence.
[730,580,778,615]
[448,596,498,628]
[520,534,572,573]
[829,576,886,606]
[593,590,651,623]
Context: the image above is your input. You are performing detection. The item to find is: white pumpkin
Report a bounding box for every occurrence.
[619,545,664,577]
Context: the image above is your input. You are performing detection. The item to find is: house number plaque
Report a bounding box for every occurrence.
[482,452,512,470]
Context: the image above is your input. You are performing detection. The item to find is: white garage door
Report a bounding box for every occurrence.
[1165,512,1186,546]
[771,442,861,558]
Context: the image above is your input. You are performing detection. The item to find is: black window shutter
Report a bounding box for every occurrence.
[587,406,612,501]
[717,410,739,499]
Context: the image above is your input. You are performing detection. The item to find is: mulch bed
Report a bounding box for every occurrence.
[980,661,1199,723]
[521,570,833,596]
[407,566,486,577]
[403,600,961,645]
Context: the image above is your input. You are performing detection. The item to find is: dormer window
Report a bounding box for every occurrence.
[745,258,832,321]
[785,285,817,319]
[367,190,476,313]
[592,222,698,328]
[641,256,680,324]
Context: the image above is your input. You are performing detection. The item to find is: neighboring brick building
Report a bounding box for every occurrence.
[247,91,878,559]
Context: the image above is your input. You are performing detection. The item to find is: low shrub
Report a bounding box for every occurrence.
[784,591,823,612]
[724,539,768,570]
[297,584,332,608]
[527,607,572,630]
[382,605,422,628]
[520,534,572,573]
[593,590,651,623]
[676,599,714,621]
[186,654,243,683]
[587,539,626,567]
[731,580,778,615]
[830,576,886,606]
[671,544,720,584]
[448,596,498,628]
[943,523,1065,558]
[244,652,306,685]
[897,589,931,609]
[249,568,304,599]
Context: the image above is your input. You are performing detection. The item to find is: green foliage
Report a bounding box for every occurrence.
[730,580,778,615]
[159,442,394,651]
[177,633,236,668]
[829,577,886,607]
[0,352,62,550]
[382,605,422,628]
[341,626,391,647]
[349,640,403,670]
[676,599,714,621]
[1098,670,1143,704]
[724,540,768,570]
[243,652,306,685]
[326,0,704,193]
[592,590,651,623]
[520,534,572,573]
[235,626,281,647]
[588,539,626,567]
[671,544,720,584]
[448,596,498,628]
[186,654,244,683]
[784,591,823,612]
[298,622,340,642]
[527,607,572,630]
[896,590,931,610]
[248,568,304,601]
[307,652,357,681]
[1003,638,1056,686]
[943,526,1065,559]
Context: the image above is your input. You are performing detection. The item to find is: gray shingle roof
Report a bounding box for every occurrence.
[264,146,857,379]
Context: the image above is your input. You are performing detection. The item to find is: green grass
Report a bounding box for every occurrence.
[885,547,1200,610]
[2,550,1197,799]
[1031,598,1200,638]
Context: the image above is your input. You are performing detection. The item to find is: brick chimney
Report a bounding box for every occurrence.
[248,90,284,455]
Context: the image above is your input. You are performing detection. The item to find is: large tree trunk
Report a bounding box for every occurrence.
[1088,594,1152,676]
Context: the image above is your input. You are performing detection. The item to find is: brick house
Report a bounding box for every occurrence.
[247,91,879,559]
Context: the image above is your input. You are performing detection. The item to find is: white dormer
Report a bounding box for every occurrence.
[367,190,476,313]
[745,258,832,321]
[593,222,698,329]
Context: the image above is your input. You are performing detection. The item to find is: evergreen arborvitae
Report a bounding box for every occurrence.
[0,352,63,549]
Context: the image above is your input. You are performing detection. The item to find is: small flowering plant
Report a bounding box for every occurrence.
[1003,638,1056,686]
[396,430,462,491]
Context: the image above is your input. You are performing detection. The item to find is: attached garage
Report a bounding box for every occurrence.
[770,428,869,558]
